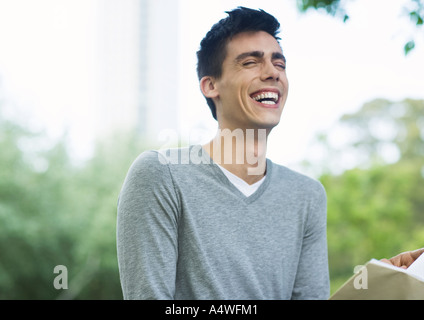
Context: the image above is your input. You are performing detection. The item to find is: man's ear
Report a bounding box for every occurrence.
[199,76,219,99]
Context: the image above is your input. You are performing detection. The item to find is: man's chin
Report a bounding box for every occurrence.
[242,122,279,134]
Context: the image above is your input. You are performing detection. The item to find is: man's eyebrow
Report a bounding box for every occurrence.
[235,51,286,63]
[272,52,286,62]
[235,51,264,62]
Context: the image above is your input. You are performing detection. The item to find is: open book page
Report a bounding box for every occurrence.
[407,253,424,281]
[330,254,424,300]
[367,252,424,281]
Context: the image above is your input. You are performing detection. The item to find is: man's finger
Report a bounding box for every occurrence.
[380,258,393,265]
[410,248,424,261]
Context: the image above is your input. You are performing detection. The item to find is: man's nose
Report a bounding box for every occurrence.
[261,61,280,82]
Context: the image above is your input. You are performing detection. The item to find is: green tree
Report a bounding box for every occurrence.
[0,114,78,298]
[0,103,154,298]
[310,98,424,293]
[307,99,424,174]
[340,98,424,164]
[321,163,424,292]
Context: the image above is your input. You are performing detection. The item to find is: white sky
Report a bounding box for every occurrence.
[0,0,423,173]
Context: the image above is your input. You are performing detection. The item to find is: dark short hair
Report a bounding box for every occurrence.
[196,7,281,120]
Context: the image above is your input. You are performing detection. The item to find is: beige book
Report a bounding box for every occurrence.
[330,253,424,300]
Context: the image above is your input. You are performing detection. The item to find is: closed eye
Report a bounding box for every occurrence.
[274,62,286,70]
[242,60,257,66]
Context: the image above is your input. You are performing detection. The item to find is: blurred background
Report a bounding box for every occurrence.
[0,0,423,299]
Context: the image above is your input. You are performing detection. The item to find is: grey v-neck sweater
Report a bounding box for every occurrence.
[117,146,329,299]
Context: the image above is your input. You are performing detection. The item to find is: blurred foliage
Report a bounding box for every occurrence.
[0,108,154,299]
[340,98,424,162]
[312,98,424,293]
[1,97,423,298]
[295,0,424,55]
[296,0,348,20]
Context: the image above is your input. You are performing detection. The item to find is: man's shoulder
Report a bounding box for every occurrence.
[124,146,213,192]
[132,146,206,166]
[128,145,209,174]
[270,161,326,196]
[130,149,167,168]
[125,149,174,182]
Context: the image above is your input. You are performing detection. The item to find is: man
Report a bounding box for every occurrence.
[116,7,423,300]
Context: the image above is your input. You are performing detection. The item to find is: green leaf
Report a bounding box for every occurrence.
[410,11,424,25]
[404,40,415,55]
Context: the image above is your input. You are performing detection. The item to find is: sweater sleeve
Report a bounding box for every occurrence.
[116,151,180,299]
[291,181,330,300]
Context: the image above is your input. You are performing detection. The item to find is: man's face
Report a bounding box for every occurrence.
[213,31,289,131]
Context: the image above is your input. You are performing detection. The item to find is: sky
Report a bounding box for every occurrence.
[0,0,423,174]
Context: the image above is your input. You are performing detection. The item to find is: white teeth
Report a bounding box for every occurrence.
[252,92,278,102]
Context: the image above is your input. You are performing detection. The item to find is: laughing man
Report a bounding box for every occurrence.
[116,7,423,300]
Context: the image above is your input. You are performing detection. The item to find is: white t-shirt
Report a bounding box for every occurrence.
[216,164,266,197]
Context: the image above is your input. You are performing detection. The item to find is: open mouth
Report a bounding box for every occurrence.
[250,90,279,106]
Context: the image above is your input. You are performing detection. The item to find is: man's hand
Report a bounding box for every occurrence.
[381,248,424,269]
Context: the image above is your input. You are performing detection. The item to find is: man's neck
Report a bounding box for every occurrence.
[202,128,269,185]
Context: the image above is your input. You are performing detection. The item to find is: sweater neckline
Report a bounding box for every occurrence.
[196,145,273,204]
